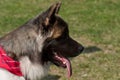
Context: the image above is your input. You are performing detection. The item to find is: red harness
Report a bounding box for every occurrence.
[0,46,23,76]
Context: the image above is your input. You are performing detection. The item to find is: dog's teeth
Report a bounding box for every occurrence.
[54,52,57,55]
[63,61,66,64]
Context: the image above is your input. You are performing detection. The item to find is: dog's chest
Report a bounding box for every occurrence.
[20,56,49,80]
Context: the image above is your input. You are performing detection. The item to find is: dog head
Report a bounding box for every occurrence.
[33,2,84,78]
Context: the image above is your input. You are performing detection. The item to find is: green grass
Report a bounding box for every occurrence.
[0,0,120,80]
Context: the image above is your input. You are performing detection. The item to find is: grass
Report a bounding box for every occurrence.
[0,0,120,80]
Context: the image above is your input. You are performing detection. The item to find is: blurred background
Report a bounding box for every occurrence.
[0,0,120,80]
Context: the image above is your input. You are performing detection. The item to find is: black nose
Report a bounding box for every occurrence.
[78,46,84,53]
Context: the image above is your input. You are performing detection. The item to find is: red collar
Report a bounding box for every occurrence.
[0,46,23,76]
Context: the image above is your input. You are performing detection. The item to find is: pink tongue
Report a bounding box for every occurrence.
[63,58,72,78]
[54,53,72,78]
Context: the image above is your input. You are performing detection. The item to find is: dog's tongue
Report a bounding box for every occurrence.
[54,53,72,78]
[63,58,72,78]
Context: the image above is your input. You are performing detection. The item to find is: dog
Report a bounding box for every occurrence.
[0,2,84,80]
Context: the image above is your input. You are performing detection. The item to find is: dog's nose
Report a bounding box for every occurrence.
[78,46,84,53]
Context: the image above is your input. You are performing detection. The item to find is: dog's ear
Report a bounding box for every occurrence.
[42,2,61,26]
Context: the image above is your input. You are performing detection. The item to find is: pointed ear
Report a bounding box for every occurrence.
[47,2,61,16]
[43,2,61,26]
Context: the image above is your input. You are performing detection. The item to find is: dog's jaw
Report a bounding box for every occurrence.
[20,56,50,80]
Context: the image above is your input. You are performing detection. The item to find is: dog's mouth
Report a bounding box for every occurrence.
[44,50,72,78]
[51,52,72,78]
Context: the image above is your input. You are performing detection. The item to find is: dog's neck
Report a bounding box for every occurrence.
[0,29,50,80]
[20,56,50,80]
[0,37,50,80]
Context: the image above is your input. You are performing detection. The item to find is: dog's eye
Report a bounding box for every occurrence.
[55,35,69,42]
